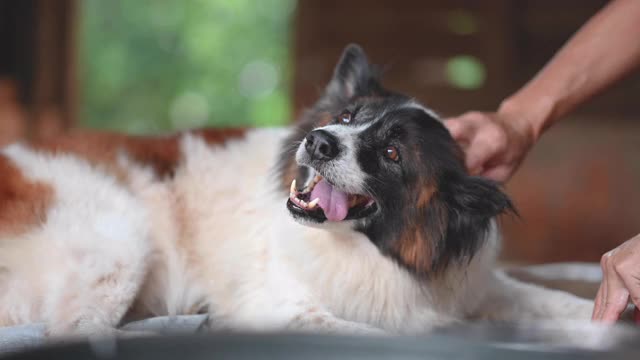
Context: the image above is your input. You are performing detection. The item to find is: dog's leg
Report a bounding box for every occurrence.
[0,224,152,337]
[474,270,595,322]
[204,270,386,336]
[206,281,388,335]
[43,252,151,337]
[207,297,385,335]
[210,307,386,335]
[470,270,639,349]
[285,305,386,335]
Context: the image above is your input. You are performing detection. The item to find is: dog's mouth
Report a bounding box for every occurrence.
[287,174,377,223]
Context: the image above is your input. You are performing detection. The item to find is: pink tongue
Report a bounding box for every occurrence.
[310,179,349,221]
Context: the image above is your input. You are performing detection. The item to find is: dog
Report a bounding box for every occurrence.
[0,44,595,336]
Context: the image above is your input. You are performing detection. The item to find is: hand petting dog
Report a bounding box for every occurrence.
[444,108,534,183]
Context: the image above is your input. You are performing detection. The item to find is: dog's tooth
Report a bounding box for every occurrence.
[308,198,320,209]
[293,197,302,207]
[300,199,308,207]
[314,175,322,183]
[290,179,297,194]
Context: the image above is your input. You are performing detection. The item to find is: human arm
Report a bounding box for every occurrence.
[445,0,640,181]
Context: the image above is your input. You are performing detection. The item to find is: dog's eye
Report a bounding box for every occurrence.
[384,146,399,162]
[339,112,351,124]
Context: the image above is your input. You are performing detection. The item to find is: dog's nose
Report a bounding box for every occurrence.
[305,130,340,160]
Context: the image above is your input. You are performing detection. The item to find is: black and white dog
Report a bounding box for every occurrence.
[0,44,593,336]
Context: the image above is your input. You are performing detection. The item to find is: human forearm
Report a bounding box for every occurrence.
[499,0,640,141]
[444,0,640,182]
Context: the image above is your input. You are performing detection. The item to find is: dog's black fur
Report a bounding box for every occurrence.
[277,44,515,275]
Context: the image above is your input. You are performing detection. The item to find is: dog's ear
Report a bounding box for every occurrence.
[449,176,514,220]
[325,44,381,101]
[435,175,515,268]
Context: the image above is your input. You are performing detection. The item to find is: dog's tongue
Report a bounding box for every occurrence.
[310,179,349,221]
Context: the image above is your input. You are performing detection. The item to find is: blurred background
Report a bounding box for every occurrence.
[0,0,639,264]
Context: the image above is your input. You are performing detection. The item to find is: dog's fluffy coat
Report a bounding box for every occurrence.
[0,45,594,336]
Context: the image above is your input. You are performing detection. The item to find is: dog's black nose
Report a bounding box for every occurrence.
[305,130,340,160]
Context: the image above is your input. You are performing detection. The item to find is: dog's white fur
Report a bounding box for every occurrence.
[0,128,595,336]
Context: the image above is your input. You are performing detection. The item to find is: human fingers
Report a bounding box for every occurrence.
[592,283,604,320]
[593,253,611,320]
[444,116,477,143]
[599,254,631,323]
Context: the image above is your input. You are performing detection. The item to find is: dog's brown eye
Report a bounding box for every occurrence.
[339,112,351,124]
[384,146,399,162]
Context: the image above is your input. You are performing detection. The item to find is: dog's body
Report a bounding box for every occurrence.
[0,46,594,336]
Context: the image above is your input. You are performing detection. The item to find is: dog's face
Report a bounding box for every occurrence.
[278,45,513,275]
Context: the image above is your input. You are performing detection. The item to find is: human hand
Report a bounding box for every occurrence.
[444,109,536,183]
[592,233,640,323]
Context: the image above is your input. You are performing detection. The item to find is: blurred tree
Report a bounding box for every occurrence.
[80,0,295,133]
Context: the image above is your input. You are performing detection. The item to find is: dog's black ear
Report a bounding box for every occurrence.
[325,44,380,101]
[436,175,515,268]
[449,176,514,219]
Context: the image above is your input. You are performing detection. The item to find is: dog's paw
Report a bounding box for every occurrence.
[286,311,387,336]
[335,322,387,336]
[305,318,387,336]
[45,319,119,339]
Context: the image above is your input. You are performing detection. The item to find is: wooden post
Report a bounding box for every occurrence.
[32,0,78,139]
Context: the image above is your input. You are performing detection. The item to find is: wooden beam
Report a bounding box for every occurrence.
[32,0,78,138]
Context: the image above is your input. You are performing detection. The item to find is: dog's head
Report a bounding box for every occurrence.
[277,44,514,275]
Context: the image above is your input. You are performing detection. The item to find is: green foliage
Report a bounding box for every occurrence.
[80,0,295,133]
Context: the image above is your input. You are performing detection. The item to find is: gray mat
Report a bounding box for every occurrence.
[0,315,208,356]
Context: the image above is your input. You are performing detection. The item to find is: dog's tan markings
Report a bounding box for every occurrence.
[195,128,248,146]
[0,155,54,237]
[393,229,433,274]
[416,184,436,209]
[317,112,334,127]
[392,186,446,275]
[123,128,248,177]
[32,128,248,179]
